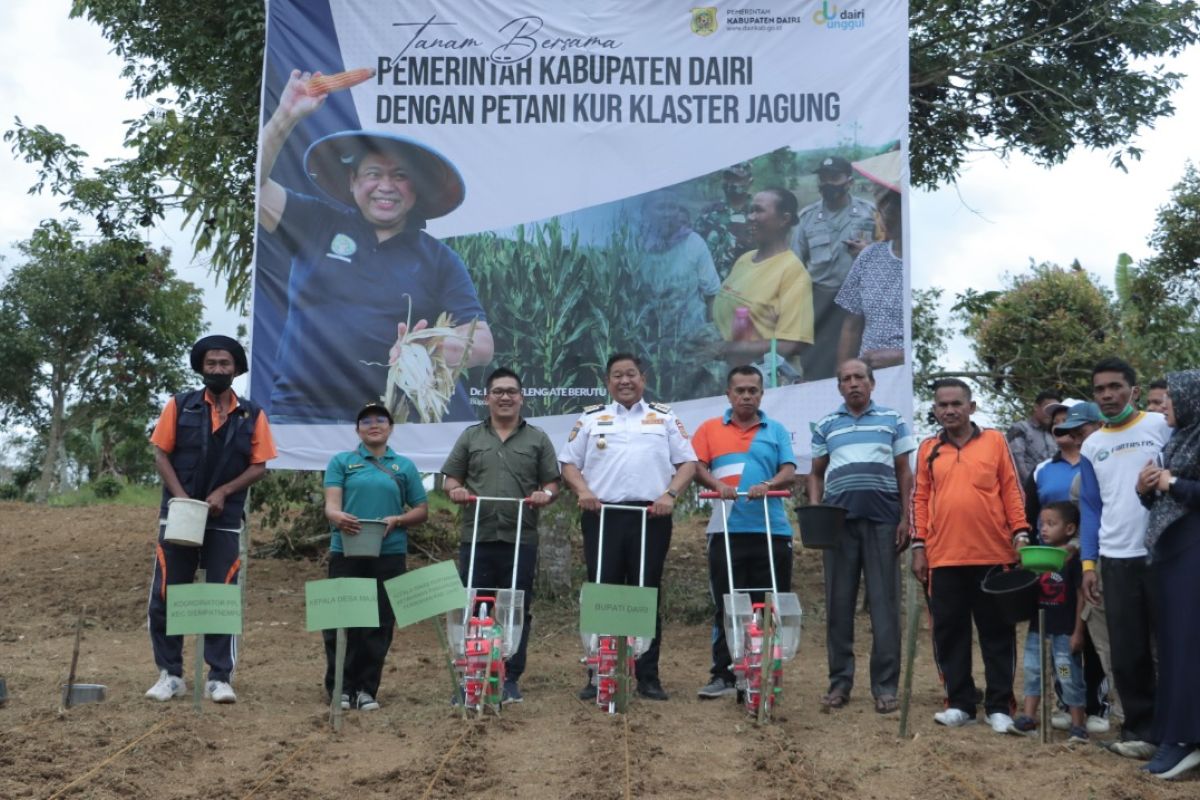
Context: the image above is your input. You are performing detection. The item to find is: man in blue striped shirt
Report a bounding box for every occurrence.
[808,358,916,713]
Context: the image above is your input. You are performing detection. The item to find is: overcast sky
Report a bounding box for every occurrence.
[2,2,1197,381]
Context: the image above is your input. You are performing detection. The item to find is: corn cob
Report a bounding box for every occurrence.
[306,68,375,95]
[371,302,477,424]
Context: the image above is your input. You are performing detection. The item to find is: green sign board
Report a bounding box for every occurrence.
[305,578,380,631]
[166,582,243,636]
[579,583,658,638]
[383,560,467,630]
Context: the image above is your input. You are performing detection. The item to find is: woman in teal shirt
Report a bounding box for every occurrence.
[323,402,428,710]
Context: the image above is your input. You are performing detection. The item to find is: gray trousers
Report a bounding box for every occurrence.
[823,517,900,697]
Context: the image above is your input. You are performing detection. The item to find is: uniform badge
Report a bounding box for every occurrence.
[596,435,607,450]
[327,233,357,262]
[597,414,614,427]
[568,421,582,442]
[391,463,399,471]
[675,419,690,439]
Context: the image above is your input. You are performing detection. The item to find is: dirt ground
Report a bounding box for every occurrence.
[0,501,1192,799]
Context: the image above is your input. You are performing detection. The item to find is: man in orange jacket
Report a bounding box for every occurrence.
[912,378,1031,732]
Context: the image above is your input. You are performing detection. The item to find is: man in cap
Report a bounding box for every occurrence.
[791,156,877,381]
[145,335,276,704]
[257,68,493,423]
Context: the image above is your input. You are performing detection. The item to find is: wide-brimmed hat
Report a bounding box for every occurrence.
[303,130,466,220]
[190,335,248,375]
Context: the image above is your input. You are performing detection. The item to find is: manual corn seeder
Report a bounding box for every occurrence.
[699,490,801,723]
[445,495,530,713]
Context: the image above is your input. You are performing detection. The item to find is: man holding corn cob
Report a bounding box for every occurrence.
[559,353,697,701]
[257,68,493,423]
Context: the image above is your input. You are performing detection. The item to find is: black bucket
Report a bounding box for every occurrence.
[794,504,847,550]
[980,566,1039,625]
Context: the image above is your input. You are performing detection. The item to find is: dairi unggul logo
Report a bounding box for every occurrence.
[692,7,719,36]
[812,1,866,30]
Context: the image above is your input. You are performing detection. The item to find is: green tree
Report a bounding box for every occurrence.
[910,0,1200,188]
[958,263,1118,420]
[0,220,204,499]
[911,287,951,402]
[1120,163,1200,377]
[6,1,1197,310]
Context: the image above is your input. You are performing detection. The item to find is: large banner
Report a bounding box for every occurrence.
[252,1,911,471]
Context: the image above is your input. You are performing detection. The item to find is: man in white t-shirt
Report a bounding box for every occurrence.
[1079,357,1171,759]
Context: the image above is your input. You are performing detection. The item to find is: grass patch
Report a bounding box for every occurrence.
[47,481,161,508]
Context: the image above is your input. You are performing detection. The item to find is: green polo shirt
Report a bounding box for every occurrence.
[441,418,560,545]
[324,444,427,555]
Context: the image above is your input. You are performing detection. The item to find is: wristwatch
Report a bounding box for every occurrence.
[666,489,679,499]
[539,487,555,498]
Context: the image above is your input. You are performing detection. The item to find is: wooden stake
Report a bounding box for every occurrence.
[331,627,346,731]
[62,605,85,710]
[193,569,205,714]
[899,552,921,738]
[1039,609,1049,744]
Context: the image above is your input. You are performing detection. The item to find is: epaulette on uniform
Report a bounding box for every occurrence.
[583,404,604,414]
[649,401,672,414]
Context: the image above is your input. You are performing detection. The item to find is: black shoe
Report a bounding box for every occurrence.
[578,681,598,701]
[637,679,669,701]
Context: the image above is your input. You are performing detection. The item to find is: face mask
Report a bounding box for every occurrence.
[1100,403,1135,425]
[203,373,234,394]
[819,183,848,203]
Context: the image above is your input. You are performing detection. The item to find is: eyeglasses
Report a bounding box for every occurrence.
[488,387,522,397]
[358,415,391,427]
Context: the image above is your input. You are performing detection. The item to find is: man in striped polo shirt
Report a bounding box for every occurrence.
[693,365,798,700]
[808,358,916,713]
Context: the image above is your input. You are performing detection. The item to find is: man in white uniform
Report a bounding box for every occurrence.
[559,353,697,701]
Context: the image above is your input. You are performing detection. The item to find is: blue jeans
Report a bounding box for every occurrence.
[1023,630,1084,708]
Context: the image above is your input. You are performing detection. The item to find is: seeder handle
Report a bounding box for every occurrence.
[698,490,790,498]
[466,495,537,504]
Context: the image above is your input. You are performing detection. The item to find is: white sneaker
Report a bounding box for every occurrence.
[1051,710,1070,731]
[204,680,237,704]
[987,712,1015,734]
[1086,714,1111,734]
[340,693,350,710]
[145,670,186,701]
[934,708,975,727]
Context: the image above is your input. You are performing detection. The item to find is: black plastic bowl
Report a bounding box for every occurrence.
[980,566,1039,625]
[794,504,847,550]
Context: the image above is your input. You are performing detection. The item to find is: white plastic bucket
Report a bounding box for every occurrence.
[343,519,387,558]
[163,498,209,547]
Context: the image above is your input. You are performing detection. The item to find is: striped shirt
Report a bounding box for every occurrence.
[692,409,796,536]
[811,401,916,523]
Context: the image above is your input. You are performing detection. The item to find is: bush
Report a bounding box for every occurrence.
[90,474,123,499]
[0,483,24,501]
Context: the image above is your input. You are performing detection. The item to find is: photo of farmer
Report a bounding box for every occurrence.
[711,187,814,381]
[257,68,494,424]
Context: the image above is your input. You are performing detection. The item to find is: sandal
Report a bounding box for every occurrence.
[874,694,899,714]
[820,688,849,712]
